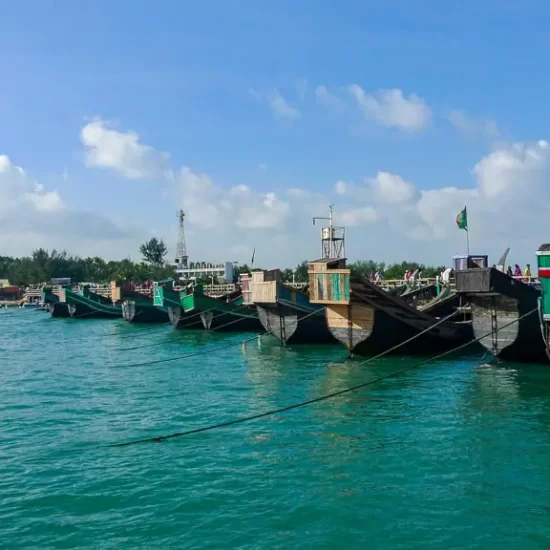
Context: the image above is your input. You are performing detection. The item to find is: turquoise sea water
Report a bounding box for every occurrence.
[2,309,550,549]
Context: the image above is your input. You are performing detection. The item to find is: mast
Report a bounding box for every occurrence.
[312,205,345,259]
[175,210,188,270]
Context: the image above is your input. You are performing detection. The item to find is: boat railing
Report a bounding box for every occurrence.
[377,277,440,289]
[174,283,237,297]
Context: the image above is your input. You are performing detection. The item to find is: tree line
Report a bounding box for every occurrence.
[0,238,174,287]
[1,240,444,287]
[234,259,443,284]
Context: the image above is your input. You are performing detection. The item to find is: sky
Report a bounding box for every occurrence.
[1,0,550,269]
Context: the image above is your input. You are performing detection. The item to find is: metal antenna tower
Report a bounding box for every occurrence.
[175,210,188,269]
[312,205,346,259]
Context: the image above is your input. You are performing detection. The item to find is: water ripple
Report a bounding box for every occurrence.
[1,313,550,548]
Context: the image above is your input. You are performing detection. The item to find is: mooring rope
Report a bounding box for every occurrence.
[172,303,253,331]
[107,307,515,447]
[116,305,259,352]
[107,308,321,369]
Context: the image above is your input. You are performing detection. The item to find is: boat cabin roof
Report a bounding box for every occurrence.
[308,258,347,270]
[537,243,550,255]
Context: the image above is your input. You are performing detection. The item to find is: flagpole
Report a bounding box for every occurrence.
[466,205,470,258]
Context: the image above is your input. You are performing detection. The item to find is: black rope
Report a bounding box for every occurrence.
[107,308,320,369]
[170,304,250,331]
[109,332,262,369]
[108,307,527,448]
[116,305,257,352]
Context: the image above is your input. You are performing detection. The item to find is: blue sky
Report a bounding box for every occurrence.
[1,1,549,268]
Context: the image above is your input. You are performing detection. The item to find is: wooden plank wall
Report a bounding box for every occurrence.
[251,281,277,304]
[326,303,374,331]
[308,270,350,304]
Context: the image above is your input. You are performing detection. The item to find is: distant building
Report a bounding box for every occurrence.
[175,261,234,283]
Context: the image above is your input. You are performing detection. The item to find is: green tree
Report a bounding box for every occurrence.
[293,261,309,282]
[110,259,138,282]
[0,256,15,279]
[348,260,379,280]
[139,237,168,266]
[279,268,294,283]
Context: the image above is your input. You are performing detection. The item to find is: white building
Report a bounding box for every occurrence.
[174,261,234,283]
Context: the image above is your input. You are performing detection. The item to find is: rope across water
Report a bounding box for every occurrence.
[107,308,538,448]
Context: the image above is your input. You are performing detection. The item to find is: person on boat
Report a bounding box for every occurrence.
[441,267,453,284]
[374,270,381,283]
[506,266,513,276]
[514,264,522,277]
[524,264,532,278]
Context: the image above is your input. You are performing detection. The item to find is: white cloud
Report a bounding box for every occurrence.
[315,85,346,113]
[345,141,550,260]
[177,166,223,228]
[368,172,418,203]
[348,85,432,132]
[81,119,169,179]
[24,190,65,212]
[250,89,301,120]
[230,184,251,195]
[334,180,349,195]
[0,154,134,257]
[176,166,289,231]
[0,155,65,214]
[338,206,378,226]
[473,140,549,199]
[66,115,550,268]
[286,187,314,199]
[448,109,500,138]
[236,191,289,229]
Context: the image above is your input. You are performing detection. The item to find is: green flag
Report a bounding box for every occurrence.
[456,206,468,230]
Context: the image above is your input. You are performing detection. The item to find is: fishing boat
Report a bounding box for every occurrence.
[309,257,472,356]
[58,286,122,319]
[243,206,347,345]
[40,287,60,306]
[153,279,204,329]
[111,282,168,323]
[40,287,69,316]
[456,261,545,362]
[49,302,70,318]
[400,283,440,308]
[244,270,335,344]
[179,284,261,332]
[121,300,168,323]
[536,244,550,361]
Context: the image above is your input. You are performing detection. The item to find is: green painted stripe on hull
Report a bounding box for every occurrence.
[63,289,121,317]
[181,291,255,316]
